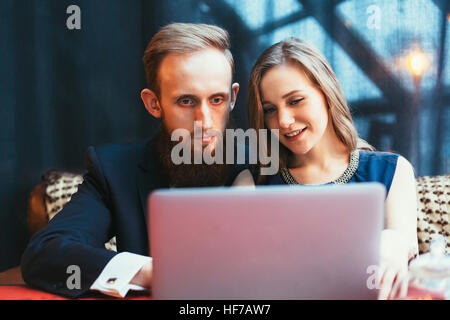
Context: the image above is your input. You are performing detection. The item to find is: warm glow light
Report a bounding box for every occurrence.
[406,49,429,77]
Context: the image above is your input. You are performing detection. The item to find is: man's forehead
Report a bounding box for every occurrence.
[158,49,232,95]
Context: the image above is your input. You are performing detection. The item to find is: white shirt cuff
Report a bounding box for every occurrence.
[90,252,152,298]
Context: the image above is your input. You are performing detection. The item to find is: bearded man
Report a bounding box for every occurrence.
[21,23,252,298]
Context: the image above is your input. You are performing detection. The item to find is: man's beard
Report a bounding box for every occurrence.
[155,121,235,188]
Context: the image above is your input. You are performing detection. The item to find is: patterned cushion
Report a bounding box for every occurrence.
[27,170,117,252]
[28,170,450,255]
[416,175,450,254]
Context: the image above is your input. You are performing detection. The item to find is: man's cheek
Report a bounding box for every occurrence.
[219,109,230,128]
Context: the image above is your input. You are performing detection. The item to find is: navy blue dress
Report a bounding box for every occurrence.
[261,150,399,194]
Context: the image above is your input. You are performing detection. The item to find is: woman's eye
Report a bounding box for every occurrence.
[263,107,276,114]
[288,98,303,106]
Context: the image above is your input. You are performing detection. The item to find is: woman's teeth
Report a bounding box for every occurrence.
[285,128,305,137]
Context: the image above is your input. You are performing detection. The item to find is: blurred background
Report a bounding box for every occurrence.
[1,0,449,272]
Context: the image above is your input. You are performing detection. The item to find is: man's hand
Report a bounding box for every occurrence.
[378,229,410,300]
[130,260,153,289]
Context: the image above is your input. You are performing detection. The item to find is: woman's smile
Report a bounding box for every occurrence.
[283,127,308,141]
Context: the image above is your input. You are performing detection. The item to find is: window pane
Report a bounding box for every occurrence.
[444,19,450,86]
[336,0,442,91]
[264,17,382,102]
[224,0,302,30]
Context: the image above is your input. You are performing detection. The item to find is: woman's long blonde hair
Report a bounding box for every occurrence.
[248,38,369,181]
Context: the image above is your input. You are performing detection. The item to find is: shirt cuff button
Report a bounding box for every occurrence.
[106,277,117,285]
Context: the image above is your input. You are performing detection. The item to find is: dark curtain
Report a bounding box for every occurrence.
[0,0,255,271]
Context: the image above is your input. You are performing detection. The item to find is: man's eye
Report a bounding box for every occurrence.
[211,97,224,104]
[288,98,304,106]
[179,99,194,106]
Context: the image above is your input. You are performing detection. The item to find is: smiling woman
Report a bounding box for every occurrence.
[260,64,333,165]
[239,38,419,300]
[248,39,358,174]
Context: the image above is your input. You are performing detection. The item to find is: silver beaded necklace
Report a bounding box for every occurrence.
[280,150,360,185]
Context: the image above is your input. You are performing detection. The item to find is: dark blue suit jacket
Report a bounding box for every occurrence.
[20,137,249,298]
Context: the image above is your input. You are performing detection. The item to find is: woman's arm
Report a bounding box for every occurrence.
[232,169,256,187]
[385,155,419,259]
[379,155,418,300]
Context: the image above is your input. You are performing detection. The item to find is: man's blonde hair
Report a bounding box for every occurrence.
[143,23,234,98]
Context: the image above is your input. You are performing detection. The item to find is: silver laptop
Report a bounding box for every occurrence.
[148,183,385,300]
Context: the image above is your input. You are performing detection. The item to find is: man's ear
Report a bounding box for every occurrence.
[230,83,240,111]
[141,88,162,119]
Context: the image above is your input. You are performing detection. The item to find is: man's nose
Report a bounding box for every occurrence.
[195,102,213,130]
[278,108,294,129]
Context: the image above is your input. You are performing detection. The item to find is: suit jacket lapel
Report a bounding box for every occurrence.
[136,138,166,227]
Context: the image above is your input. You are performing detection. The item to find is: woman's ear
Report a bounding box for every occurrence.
[141,88,162,118]
[230,83,240,111]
